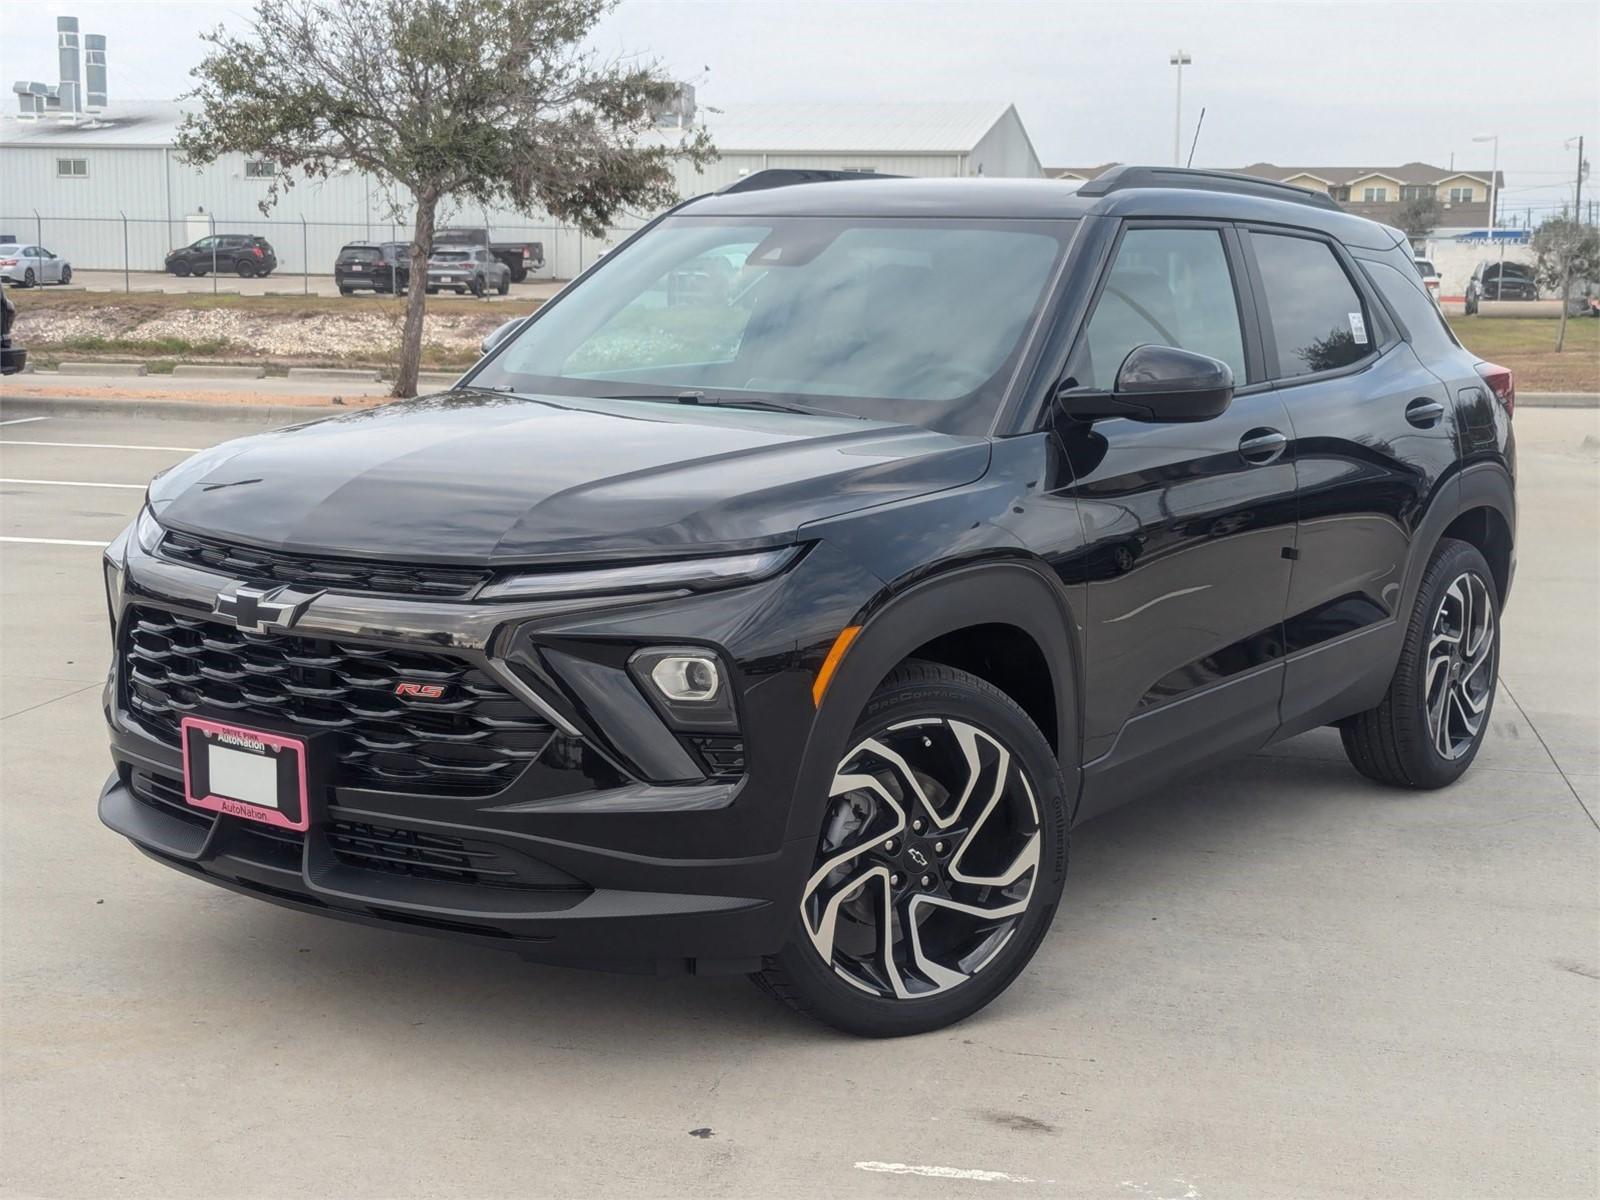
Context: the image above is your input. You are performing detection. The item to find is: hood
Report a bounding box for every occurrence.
[148,391,990,566]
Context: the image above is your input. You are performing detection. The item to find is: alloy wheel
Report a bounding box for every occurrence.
[800,717,1041,1000]
[1425,571,1495,760]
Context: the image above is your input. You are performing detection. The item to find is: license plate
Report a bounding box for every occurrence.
[181,716,310,831]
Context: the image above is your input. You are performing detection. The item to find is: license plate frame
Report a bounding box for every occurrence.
[181,716,311,831]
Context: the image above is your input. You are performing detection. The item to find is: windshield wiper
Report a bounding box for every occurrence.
[596,391,864,419]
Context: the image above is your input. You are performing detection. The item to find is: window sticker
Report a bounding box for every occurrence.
[1348,312,1368,344]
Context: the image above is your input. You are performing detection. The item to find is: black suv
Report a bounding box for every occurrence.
[100,168,1516,1036]
[335,241,410,294]
[1464,260,1539,312]
[164,235,278,278]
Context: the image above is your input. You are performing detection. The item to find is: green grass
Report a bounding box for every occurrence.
[47,333,237,358]
[1447,316,1599,391]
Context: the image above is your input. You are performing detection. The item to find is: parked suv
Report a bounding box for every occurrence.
[335,241,410,294]
[99,168,1516,1036]
[1464,260,1538,312]
[164,235,278,278]
[1,280,24,374]
[426,246,510,296]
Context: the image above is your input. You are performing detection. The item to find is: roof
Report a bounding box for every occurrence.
[659,101,1022,154]
[0,99,183,147]
[3,98,1022,156]
[1236,161,1504,188]
[679,174,1405,250]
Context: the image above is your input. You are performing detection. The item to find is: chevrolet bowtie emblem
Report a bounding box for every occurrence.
[214,584,323,633]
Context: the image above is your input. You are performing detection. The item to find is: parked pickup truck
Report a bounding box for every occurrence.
[433,227,545,282]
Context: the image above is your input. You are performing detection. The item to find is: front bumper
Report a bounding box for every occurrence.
[97,533,863,970]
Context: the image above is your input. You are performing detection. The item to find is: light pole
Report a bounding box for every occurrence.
[1472,134,1501,293]
[1170,50,1191,167]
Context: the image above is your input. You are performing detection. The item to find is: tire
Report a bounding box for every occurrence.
[497,275,510,296]
[59,265,71,285]
[1340,537,1499,789]
[171,261,191,277]
[236,261,256,278]
[23,269,35,288]
[752,660,1069,1037]
[339,286,354,296]
[511,267,527,283]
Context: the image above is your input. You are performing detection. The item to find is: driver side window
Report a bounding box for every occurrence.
[1079,227,1247,390]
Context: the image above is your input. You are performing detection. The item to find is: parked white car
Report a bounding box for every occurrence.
[0,244,72,287]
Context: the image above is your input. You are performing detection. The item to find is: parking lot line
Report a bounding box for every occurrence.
[0,416,51,427]
[0,536,108,547]
[0,478,145,489]
[0,440,204,453]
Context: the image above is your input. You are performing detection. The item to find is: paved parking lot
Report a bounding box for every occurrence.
[1,400,1595,1199]
[39,268,567,302]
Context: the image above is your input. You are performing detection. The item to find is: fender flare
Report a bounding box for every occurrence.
[1397,462,1515,630]
[784,558,1084,842]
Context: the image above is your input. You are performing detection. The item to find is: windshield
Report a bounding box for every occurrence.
[469,215,1076,433]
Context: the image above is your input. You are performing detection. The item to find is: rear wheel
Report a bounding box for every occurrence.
[22,268,35,288]
[753,661,1068,1037]
[236,260,256,278]
[339,286,354,296]
[1340,538,1498,788]
[496,274,510,296]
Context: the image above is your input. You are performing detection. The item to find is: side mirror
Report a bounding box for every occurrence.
[1055,344,1234,424]
[481,318,520,356]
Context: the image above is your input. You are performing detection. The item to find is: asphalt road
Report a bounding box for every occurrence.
[1,401,1596,1199]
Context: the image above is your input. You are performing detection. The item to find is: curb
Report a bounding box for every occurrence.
[0,392,351,423]
[1519,393,1598,408]
[55,361,148,377]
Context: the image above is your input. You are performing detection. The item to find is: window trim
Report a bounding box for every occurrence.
[244,159,276,179]
[1053,217,1266,401]
[1238,224,1391,389]
[1361,186,1389,204]
[55,157,88,179]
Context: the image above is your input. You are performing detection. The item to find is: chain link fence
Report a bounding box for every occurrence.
[0,211,643,288]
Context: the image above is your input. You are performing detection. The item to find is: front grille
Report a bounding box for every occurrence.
[157,528,489,599]
[130,767,211,828]
[123,606,553,796]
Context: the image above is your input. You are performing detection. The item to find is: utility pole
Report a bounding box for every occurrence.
[1170,51,1191,167]
[1557,134,1585,353]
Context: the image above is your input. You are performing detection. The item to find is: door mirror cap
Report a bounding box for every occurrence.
[481,318,520,356]
[1057,344,1235,424]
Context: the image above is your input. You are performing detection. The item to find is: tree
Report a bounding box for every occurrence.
[1530,215,1600,352]
[177,0,713,396]
[1396,192,1442,240]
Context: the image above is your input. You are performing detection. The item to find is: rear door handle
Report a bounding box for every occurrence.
[1406,397,1446,428]
[1238,428,1288,464]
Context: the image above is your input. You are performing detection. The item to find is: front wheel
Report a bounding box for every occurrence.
[497,275,510,296]
[59,265,71,285]
[1340,538,1499,788]
[171,261,191,277]
[752,661,1068,1037]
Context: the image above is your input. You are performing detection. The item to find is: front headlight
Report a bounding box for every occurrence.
[477,545,800,601]
[133,505,164,555]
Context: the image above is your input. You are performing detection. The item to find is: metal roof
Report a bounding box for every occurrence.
[3,99,1020,155]
[655,101,1021,154]
[0,99,183,147]
[1236,161,1504,188]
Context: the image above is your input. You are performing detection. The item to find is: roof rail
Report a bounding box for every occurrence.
[717,168,903,195]
[1075,165,1343,212]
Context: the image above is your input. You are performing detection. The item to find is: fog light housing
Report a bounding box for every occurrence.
[649,654,721,702]
[628,646,738,731]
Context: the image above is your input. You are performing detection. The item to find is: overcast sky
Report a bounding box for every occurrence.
[3,0,1596,221]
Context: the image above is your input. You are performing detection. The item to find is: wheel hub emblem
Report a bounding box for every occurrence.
[907,846,929,868]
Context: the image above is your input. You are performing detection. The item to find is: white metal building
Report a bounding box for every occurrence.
[0,99,1041,278]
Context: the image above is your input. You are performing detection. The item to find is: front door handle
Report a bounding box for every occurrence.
[1238,428,1288,464]
[1406,397,1446,428]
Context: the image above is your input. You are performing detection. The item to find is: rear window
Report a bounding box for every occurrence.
[433,250,471,262]
[1413,259,1436,276]
[1367,260,1461,357]
[1251,232,1373,379]
[340,247,381,262]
